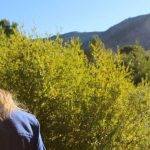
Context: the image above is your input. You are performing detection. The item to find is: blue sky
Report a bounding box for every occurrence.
[1,0,150,36]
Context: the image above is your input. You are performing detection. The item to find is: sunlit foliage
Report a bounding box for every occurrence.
[0,32,149,149]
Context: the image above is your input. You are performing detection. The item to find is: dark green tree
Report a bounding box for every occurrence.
[120,45,150,84]
[0,19,18,36]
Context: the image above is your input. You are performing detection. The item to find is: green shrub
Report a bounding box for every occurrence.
[119,45,150,85]
[0,32,149,149]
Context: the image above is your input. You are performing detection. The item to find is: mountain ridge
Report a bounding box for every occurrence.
[51,14,150,51]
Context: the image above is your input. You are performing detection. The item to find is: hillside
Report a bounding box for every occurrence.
[52,14,150,51]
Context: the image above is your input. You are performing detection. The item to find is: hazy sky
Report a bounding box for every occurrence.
[1,0,150,36]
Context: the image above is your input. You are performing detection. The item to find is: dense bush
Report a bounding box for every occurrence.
[0,32,149,149]
[120,45,150,85]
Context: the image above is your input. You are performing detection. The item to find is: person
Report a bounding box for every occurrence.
[0,89,46,150]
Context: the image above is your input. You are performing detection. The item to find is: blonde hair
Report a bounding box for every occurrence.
[0,89,17,120]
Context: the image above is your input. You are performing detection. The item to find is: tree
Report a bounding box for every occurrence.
[0,19,18,36]
[120,45,150,84]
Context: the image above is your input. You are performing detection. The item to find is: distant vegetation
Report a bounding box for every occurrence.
[0,19,18,36]
[0,20,150,149]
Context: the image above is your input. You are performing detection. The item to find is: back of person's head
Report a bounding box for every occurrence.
[0,89,17,121]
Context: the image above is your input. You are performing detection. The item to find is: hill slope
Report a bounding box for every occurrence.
[52,14,150,51]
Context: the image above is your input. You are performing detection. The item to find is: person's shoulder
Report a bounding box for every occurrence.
[11,109,39,125]
[10,109,40,136]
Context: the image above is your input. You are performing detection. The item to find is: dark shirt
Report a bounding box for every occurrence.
[0,109,46,150]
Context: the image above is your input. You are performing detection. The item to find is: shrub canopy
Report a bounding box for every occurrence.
[0,32,149,149]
